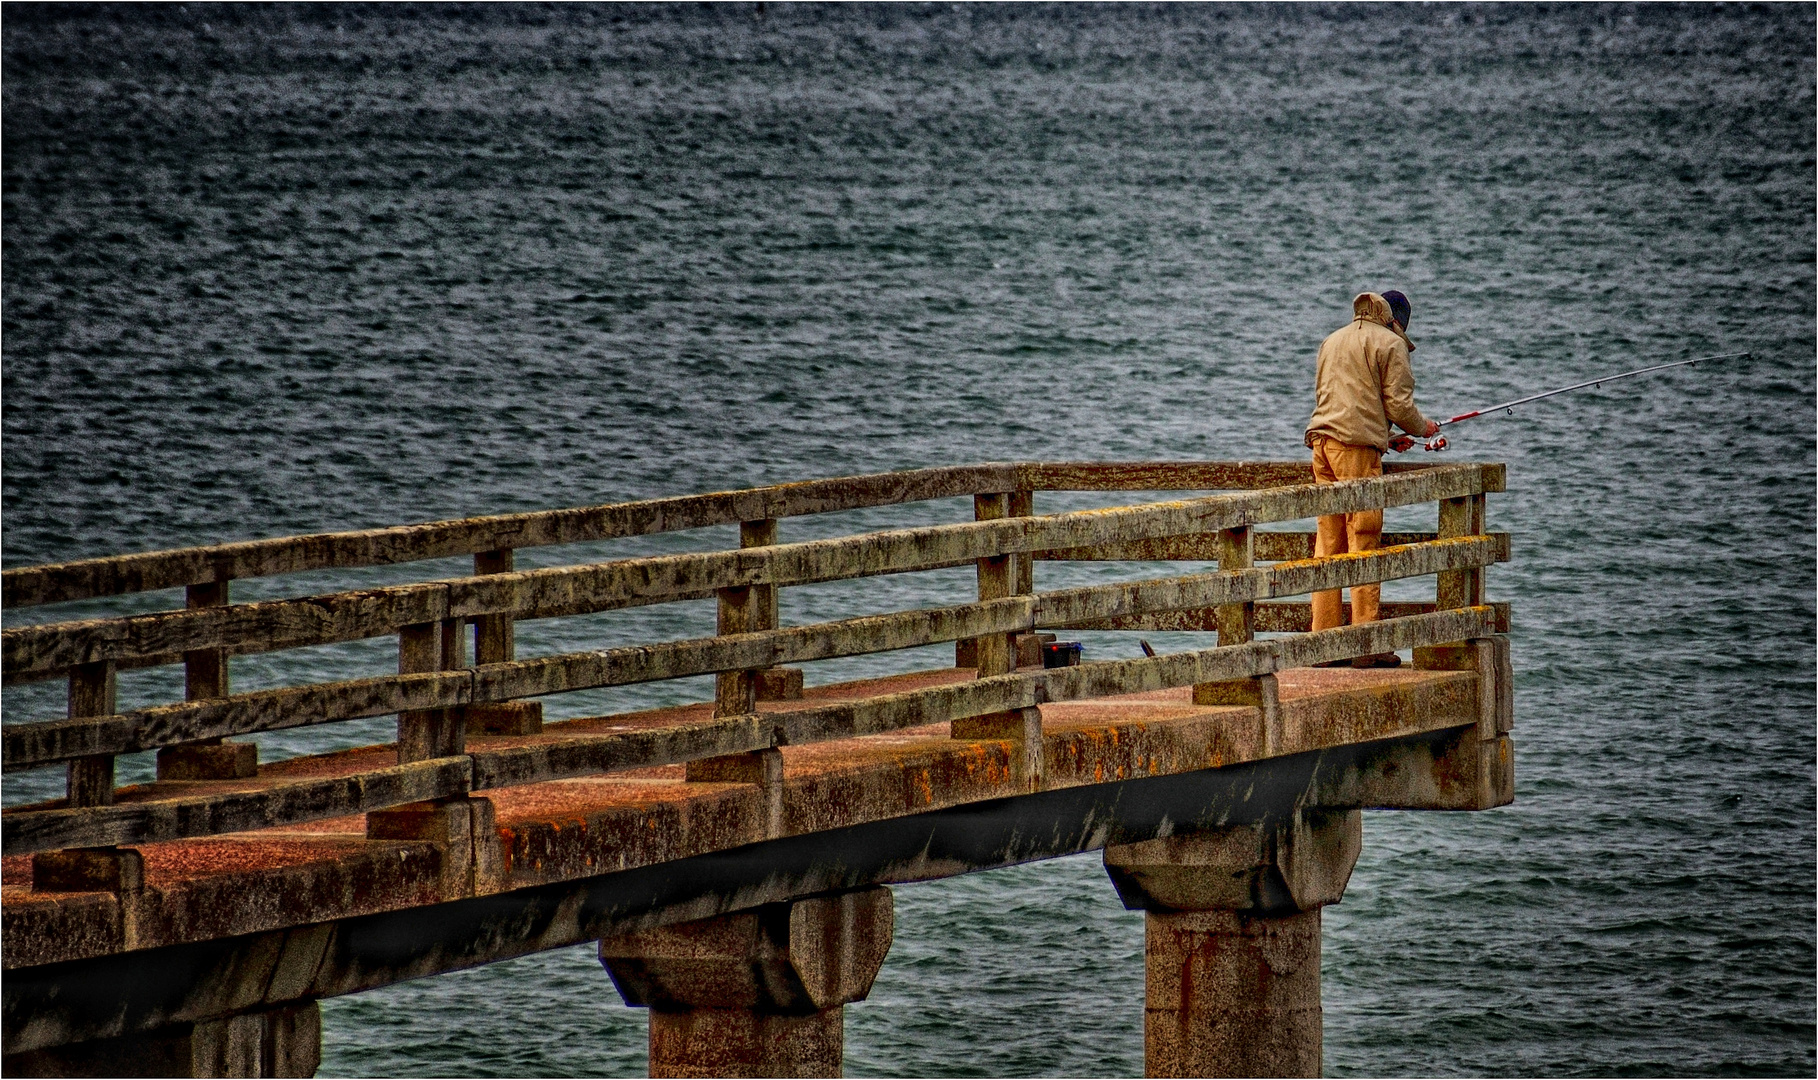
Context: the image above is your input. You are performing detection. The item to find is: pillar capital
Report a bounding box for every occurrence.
[1104,807,1361,916]
[600,888,893,1078]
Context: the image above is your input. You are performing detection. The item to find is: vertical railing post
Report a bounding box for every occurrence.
[951,492,1042,788]
[687,520,787,838]
[1007,490,1050,667]
[397,621,462,764]
[1437,493,1487,610]
[743,520,779,636]
[183,580,230,701]
[1193,525,1281,756]
[713,583,758,717]
[1418,485,1512,809]
[65,660,118,807]
[473,549,515,665]
[378,569,499,899]
[1212,526,1256,649]
[466,549,542,736]
[741,519,801,701]
[1009,490,1034,596]
[40,658,146,903]
[958,493,1014,675]
[157,579,258,780]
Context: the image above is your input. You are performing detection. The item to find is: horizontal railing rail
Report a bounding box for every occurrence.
[1038,529,1509,563]
[1,605,1502,855]
[1,459,1509,863]
[3,536,1506,772]
[0,532,1509,681]
[3,465,1500,683]
[0,464,1019,609]
[4,460,1398,610]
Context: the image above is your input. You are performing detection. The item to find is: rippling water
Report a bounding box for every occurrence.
[4,4,1813,1076]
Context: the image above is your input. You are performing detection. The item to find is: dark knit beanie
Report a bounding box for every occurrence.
[1382,290,1411,330]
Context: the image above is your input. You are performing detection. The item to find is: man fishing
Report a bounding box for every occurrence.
[1303,290,1441,667]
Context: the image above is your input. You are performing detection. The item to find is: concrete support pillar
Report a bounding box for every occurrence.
[2,1003,320,1078]
[1104,809,1362,1078]
[1142,907,1322,1078]
[599,887,893,1079]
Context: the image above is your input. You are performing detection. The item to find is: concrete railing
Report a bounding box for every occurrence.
[1,460,1507,859]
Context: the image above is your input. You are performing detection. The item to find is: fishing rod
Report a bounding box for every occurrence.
[1412,350,1750,452]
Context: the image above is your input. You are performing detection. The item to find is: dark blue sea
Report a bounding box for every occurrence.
[3,4,1813,1076]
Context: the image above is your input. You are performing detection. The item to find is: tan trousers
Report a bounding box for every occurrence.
[1310,436,1383,631]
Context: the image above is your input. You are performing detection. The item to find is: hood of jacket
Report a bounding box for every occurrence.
[1351,291,1416,351]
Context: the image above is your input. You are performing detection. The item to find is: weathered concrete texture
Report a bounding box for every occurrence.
[1,666,1486,973]
[2,1003,318,1079]
[1415,635,1514,739]
[4,463,1497,683]
[366,796,505,897]
[644,1008,841,1079]
[1143,908,1323,1079]
[157,743,259,782]
[465,700,543,736]
[601,888,892,1078]
[5,464,1026,609]
[755,667,805,702]
[1106,812,1360,1079]
[950,706,1043,790]
[4,835,443,970]
[3,722,1490,1063]
[1104,810,1362,916]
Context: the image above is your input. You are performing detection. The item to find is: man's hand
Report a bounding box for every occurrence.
[1389,434,1416,453]
[1424,420,1441,437]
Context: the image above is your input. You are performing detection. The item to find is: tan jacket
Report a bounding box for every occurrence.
[1304,292,1432,452]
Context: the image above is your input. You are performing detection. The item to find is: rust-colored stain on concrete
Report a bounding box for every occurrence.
[4,664,1479,971]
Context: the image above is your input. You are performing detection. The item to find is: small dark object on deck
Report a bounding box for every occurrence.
[1139,640,1156,658]
[1043,642,1083,668]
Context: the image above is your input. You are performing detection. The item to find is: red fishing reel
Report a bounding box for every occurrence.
[1423,435,1448,452]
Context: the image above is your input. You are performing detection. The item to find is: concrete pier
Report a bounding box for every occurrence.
[600,888,894,1078]
[1,459,1514,1076]
[1105,809,1361,1078]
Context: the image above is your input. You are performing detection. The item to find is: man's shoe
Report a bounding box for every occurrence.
[1350,652,1403,669]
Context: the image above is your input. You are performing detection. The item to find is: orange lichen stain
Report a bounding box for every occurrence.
[1094,762,1105,782]
[912,770,934,807]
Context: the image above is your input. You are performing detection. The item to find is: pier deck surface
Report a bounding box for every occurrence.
[3,662,1478,973]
